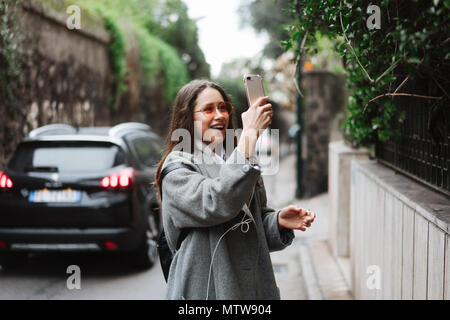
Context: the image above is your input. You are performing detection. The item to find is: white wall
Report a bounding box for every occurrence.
[349,160,449,300]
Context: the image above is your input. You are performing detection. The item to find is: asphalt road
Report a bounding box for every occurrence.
[0,252,167,299]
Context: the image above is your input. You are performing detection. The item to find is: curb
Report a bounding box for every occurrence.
[297,243,323,300]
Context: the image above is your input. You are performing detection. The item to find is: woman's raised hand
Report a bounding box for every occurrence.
[237,96,273,160]
[240,96,273,138]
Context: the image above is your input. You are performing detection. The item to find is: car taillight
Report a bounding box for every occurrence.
[101,168,135,189]
[0,171,13,189]
[104,241,118,251]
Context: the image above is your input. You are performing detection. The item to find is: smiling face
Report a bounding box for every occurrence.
[193,87,231,145]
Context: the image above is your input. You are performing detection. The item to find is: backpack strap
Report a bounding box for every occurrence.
[160,162,197,195]
[160,162,197,250]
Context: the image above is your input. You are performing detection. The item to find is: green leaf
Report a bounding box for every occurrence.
[384,76,397,83]
[407,57,421,64]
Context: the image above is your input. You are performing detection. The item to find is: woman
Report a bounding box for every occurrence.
[155,79,315,300]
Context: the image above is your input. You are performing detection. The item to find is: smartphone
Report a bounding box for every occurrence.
[243,74,265,107]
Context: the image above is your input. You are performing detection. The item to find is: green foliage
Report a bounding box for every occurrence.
[239,0,295,59]
[0,0,24,112]
[309,31,346,73]
[2,0,202,117]
[132,22,189,103]
[146,0,210,79]
[75,0,193,109]
[283,0,450,147]
[103,14,127,103]
[83,0,209,79]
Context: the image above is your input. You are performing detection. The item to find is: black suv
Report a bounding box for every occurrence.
[0,122,164,269]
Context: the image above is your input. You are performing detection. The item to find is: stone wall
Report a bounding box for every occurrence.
[300,71,346,197]
[0,0,113,168]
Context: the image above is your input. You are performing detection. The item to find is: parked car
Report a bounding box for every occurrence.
[0,122,164,270]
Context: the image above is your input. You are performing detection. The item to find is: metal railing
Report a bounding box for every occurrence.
[375,97,449,197]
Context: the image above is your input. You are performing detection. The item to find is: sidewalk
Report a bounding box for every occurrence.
[263,153,353,300]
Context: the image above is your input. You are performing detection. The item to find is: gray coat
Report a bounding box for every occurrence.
[161,145,294,300]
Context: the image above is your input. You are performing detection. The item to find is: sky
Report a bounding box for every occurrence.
[185,0,269,78]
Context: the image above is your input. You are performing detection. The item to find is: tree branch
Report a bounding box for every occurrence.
[363,93,443,113]
[339,3,374,83]
[392,75,409,95]
[292,30,309,98]
[339,1,401,85]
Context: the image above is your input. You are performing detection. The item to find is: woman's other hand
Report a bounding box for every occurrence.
[278,205,316,231]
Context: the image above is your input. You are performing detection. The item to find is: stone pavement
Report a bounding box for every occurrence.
[263,152,353,300]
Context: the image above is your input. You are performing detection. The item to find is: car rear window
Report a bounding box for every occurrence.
[131,136,164,167]
[8,142,127,173]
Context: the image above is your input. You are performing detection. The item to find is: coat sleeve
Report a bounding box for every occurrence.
[161,149,261,229]
[258,177,295,252]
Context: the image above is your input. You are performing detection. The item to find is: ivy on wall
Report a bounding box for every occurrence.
[0,0,24,113]
[283,0,450,147]
[76,0,189,111]
[2,0,200,118]
[102,13,127,107]
[132,22,188,104]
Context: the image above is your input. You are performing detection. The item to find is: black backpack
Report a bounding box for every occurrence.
[157,162,196,282]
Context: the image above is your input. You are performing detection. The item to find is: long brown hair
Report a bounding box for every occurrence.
[154,79,237,200]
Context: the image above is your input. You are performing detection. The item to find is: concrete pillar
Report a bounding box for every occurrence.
[328,141,370,258]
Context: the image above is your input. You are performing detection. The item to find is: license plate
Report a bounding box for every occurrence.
[29,188,82,203]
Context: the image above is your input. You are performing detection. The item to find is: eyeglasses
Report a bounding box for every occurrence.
[194,101,234,117]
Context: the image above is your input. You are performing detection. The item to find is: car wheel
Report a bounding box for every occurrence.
[129,214,159,270]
